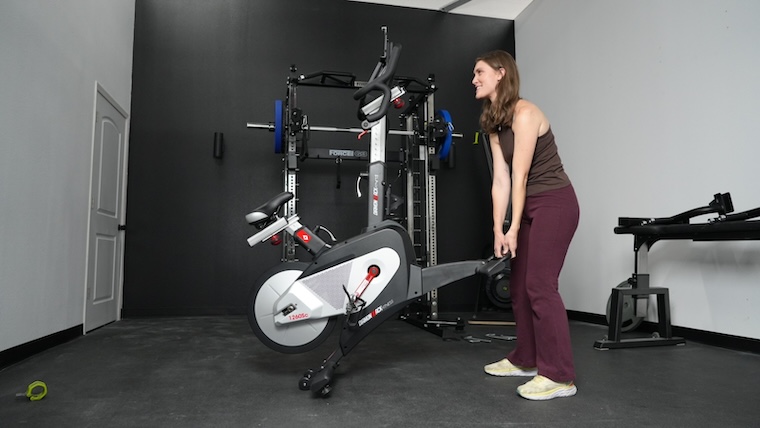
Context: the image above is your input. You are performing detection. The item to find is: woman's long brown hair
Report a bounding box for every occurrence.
[477,50,521,134]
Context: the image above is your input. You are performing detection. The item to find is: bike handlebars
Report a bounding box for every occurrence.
[353,43,402,124]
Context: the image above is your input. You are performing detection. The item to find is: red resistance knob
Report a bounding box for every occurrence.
[368,265,380,277]
[270,234,282,245]
[354,265,381,299]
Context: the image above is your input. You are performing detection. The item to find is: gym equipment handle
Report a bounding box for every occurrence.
[353,43,402,124]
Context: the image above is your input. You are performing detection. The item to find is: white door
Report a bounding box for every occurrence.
[85,85,128,332]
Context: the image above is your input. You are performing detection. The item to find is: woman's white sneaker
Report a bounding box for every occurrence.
[484,358,538,377]
[516,375,577,400]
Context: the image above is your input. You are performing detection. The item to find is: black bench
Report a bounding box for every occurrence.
[594,193,760,349]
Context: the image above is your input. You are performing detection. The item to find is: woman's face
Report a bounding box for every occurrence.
[472,60,505,102]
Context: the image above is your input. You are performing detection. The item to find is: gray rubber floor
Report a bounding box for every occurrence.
[1,316,758,427]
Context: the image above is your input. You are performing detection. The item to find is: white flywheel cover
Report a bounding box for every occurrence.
[254,269,329,347]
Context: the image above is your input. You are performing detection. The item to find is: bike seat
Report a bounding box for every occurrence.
[246,192,294,226]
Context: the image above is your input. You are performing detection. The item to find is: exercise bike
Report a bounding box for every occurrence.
[244,31,506,396]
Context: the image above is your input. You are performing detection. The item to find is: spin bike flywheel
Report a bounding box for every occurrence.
[484,267,512,309]
[247,262,338,354]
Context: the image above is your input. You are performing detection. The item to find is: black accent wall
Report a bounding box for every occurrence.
[124,0,514,316]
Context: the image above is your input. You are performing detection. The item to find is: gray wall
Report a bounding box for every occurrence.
[516,0,760,339]
[0,0,135,352]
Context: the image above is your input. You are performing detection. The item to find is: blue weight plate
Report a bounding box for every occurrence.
[436,109,453,160]
[274,100,283,153]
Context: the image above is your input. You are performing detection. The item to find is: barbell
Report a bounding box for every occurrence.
[247,100,460,160]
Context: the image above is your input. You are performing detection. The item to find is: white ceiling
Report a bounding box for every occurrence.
[347,0,533,20]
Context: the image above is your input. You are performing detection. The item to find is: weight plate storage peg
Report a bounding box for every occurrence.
[605,280,644,333]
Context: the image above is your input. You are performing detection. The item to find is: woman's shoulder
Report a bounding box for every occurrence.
[514,99,541,117]
[513,99,549,133]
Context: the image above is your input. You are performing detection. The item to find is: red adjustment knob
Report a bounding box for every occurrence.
[270,235,282,245]
[392,98,405,109]
[368,265,380,277]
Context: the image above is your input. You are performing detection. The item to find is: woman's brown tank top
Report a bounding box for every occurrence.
[497,126,571,196]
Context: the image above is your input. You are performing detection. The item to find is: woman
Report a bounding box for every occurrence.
[473,50,580,401]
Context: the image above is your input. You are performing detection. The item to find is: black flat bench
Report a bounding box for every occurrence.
[594,193,760,350]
